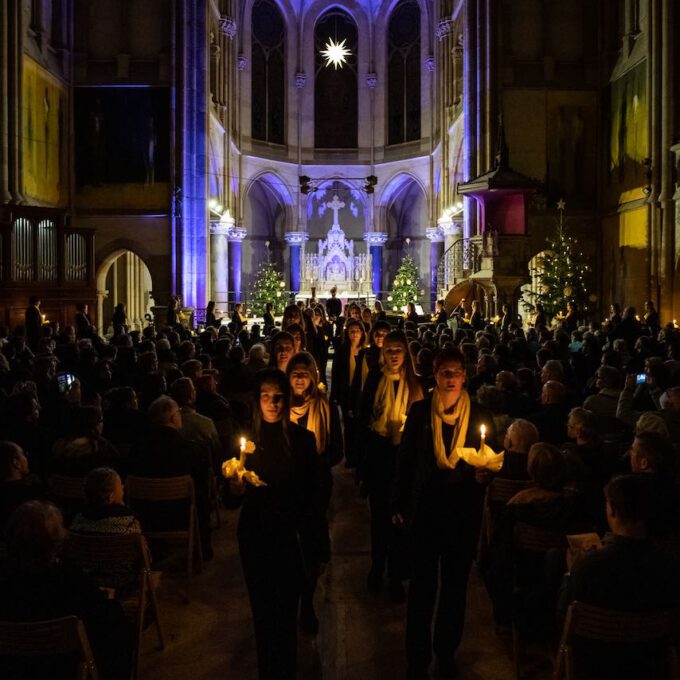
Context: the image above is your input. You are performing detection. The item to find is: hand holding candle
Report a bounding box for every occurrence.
[223,438,265,487]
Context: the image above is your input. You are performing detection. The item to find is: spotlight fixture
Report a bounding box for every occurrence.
[299,176,312,195]
[364,175,378,194]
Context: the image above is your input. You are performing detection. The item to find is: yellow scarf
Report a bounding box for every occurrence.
[349,353,357,386]
[431,388,473,469]
[290,395,330,455]
[370,366,409,445]
[360,354,370,390]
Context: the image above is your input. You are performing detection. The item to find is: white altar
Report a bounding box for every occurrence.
[300,195,371,297]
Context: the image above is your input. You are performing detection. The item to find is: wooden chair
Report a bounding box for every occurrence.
[0,615,99,679]
[512,522,568,679]
[554,602,680,680]
[125,475,203,602]
[488,478,533,505]
[49,475,87,525]
[63,532,165,679]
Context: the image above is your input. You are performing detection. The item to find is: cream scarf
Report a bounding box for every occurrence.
[431,387,473,469]
[290,395,330,455]
[349,352,357,386]
[370,366,409,445]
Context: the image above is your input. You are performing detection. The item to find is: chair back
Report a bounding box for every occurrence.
[63,532,150,572]
[125,475,195,503]
[49,475,86,500]
[0,615,98,679]
[488,478,532,505]
[554,602,680,680]
[513,522,567,552]
[565,601,679,643]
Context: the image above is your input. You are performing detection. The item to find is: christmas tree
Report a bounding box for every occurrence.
[251,261,286,316]
[387,254,421,312]
[523,199,591,317]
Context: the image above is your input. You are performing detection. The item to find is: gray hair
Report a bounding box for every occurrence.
[148,395,179,425]
[84,467,120,505]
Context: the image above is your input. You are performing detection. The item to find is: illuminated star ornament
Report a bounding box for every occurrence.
[320,38,351,69]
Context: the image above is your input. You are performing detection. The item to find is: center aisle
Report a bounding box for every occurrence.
[140,465,520,679]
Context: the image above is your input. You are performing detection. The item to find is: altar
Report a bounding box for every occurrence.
[299,195,372,297]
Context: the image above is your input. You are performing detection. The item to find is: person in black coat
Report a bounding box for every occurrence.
[357,330,423,599]
[225,368,321,680]
[262,302,276,335]
[24,295,42,351]
[349,320,390,413]
[129,396,212,559]
[286,352,342,633]
[325,287,342,322]
[433,299,448,328]
[392,346,493,679]
[74,303,93,338]
[330,319,366,467]
[468,300,484,332]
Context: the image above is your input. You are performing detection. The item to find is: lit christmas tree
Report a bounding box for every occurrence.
[251,261,286,316]
[387,254,421,312]
[524,199,591,317]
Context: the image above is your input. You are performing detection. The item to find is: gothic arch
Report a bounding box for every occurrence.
[378,171,428,209]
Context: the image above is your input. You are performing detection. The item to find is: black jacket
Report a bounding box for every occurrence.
[392,394,493,556]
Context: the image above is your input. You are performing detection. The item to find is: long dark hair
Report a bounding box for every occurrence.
[382,330,423,406]
[343,319,366,349]
[251,368,291,446]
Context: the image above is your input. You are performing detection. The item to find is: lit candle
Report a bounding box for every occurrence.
[480,424,486,449]
[239,437,246,465]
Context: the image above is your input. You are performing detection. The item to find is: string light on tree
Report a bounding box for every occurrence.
[251,261,286,316]
[389,254,421,312]
[320,38,351,69]
[523,198,591,317]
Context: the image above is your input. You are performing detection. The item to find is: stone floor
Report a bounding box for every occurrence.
[139,466,551,679]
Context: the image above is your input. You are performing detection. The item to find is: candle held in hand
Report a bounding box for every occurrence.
[239,437,246,464]
[480,424,486,448]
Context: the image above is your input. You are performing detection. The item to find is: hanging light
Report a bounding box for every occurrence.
[320,38,351,69]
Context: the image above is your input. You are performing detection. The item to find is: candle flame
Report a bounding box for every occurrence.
[240,437,246,450]
[480,424,486,437]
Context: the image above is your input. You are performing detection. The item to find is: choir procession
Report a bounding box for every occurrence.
[3,0,680,678]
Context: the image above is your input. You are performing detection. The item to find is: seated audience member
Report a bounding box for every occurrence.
[171,377,220,465]
[583,366,622,419]
[102,386,148,449]
[71,468,141,536]
[529,380,569,444]
[69,468,142,593]
[247,343,269,372]
[129,396,212,560]
[51,405,123,477]
[563,407,605,484]
[618,376,680,443]
[0,440,45,528]
[498,419,539,480]
[495,371,534,418]
[0,501,133,680]
[563,475,680,680]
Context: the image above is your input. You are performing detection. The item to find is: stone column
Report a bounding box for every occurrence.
[285,232,308,294]
[426,228,444,308]
[438,215,464,252]
[227,226,246,302]
[210,217,230,307]
[364,232,388,295]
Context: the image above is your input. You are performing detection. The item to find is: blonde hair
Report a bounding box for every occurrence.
[506,419,539,454]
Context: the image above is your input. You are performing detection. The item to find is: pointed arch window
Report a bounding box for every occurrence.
[388,0,421,145]
[314,9,358,149]
[251,0,285,144]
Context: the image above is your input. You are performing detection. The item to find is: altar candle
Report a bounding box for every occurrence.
[480,424,486,448]
[239,437,246,464]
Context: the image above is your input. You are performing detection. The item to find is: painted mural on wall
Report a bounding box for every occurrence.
[74,87,170,207]
[22,57,67,206]
[605,62,648,202]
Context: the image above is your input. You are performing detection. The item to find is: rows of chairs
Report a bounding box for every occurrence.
[483,477,680,680]
[1,473,207,679]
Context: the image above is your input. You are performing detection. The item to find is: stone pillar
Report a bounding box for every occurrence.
[426,228,444,308]
[438,216,464,252]
[364,232,388,295]
[210,216,231,307]
[179,0,209,309]
[285,232,308,294]
[227,226,246,302]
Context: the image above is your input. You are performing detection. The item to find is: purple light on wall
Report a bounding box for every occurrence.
[180,0,209,311]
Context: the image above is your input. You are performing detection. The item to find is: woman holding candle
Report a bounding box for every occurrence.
[357,330,423,599]
[392,346,493,680]
[226,368,321,680]
[287,351,342,633]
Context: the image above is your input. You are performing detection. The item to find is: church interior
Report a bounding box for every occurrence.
[2,1,680,680]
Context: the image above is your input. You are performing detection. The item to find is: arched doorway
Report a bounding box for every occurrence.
[96,250,153,333]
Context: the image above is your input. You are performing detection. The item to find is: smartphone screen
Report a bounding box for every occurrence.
[57,372,75,393]
[636,373,646,385]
